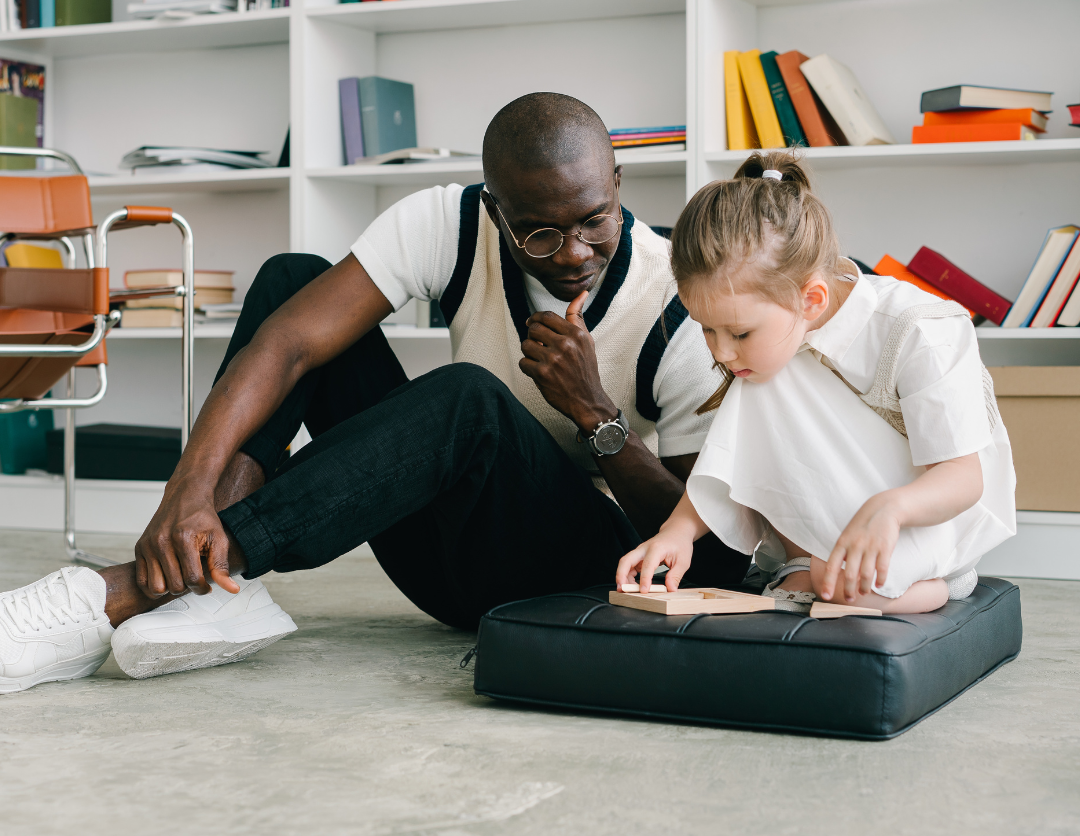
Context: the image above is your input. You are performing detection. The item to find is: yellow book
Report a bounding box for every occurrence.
[736,50,785,149]
[724,51,759,151]
[3,243,64,269]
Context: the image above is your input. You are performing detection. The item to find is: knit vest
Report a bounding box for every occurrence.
[439,184,687,488]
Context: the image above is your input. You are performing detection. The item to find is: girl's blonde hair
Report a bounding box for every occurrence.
[671,150,845,413]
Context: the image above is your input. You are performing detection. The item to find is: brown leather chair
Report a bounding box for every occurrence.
[0,146,195,568]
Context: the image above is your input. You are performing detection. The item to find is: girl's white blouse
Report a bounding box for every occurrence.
[687,262,1017,597]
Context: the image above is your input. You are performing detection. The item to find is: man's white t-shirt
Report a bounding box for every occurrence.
[350,184,720,458]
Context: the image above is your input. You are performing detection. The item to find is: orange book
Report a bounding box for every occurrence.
[912,123,1037,143]
[923,108,1047,132]
[874,254,976,319]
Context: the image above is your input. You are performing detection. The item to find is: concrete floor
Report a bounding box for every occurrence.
[0,529,1077,836]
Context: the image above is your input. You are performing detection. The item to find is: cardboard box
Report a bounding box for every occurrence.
[989,367,1080,512]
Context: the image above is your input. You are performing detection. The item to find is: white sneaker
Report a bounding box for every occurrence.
[111,575,296,680]
[0,566,114,694]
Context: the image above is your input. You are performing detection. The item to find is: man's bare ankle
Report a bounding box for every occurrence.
[215,451,266,512]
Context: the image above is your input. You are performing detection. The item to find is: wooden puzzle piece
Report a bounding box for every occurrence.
[809,602,882,618]
[617,583,667,593]
[608,587,776,615]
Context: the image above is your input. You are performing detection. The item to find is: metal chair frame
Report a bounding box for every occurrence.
[0,146,195,568]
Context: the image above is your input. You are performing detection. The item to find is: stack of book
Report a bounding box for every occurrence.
[120,146,274,174]
[609,126,686,153]
[128,0,238,18]
[120,270,235,328]
[725,50,891,150]
[1,0,111,30]
[913,86,1053,144]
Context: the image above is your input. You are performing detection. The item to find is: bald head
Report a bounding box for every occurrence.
[482,93,614,196]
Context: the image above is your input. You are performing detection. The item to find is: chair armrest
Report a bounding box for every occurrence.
[109,285,186,303]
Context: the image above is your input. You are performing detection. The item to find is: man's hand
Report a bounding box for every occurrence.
[133,479,238,599]
[519,291,616,429]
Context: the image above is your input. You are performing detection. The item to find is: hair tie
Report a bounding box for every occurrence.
[762,169,783,181]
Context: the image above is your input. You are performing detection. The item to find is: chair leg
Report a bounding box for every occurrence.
[63,369,117,568]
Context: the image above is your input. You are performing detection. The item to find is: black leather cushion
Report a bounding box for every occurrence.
[473,577,1022,740]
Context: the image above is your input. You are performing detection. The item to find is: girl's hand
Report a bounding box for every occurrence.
[821,493,902,604]
[616,529,695,593]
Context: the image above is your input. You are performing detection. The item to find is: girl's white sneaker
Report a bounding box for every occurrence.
[0,566,114,694]
[111,575,296,680]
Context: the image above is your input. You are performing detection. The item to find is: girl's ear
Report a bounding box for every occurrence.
[801,273,830,321]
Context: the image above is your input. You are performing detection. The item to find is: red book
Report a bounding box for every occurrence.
[912,123,1037,143]
[923,108,1047,132]
[1068,104,1080,126]
[774,50,846,147]
[907,247,1013,325]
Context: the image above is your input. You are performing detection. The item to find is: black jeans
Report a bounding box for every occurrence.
[216,254,750,630]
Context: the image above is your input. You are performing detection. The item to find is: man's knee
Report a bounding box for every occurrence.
[426,363,517,417]
[248,253,333,309]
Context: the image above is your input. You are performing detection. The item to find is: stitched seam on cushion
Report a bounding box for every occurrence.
[482,584,1019,657]
[575,604,610,626]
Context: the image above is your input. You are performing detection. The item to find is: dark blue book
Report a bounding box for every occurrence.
[25,0,41,27]
[759,51,806,148]
[609,125,685,135]
[338,77,365,165]
[358,76,417,158]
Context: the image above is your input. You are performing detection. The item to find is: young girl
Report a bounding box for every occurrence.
[617,151,1016,614]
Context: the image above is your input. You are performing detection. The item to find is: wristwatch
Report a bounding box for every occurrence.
[577,409,630,457]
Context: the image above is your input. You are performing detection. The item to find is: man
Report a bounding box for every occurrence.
[0,93,749,693]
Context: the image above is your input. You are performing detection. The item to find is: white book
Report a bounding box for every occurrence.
[1053,262,1080,328]
[1001,225,1079,327]
[800,54,894,146]
[1030,237,1080,327]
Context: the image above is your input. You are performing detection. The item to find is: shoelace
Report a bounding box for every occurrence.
[1,568,98,635]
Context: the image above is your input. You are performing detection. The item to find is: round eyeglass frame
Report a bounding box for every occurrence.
[485,184,623,258]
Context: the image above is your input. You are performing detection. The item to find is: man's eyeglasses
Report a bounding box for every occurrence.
[486,186,623,259]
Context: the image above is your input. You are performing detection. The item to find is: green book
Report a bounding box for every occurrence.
[358,76,417,157]
[56,0,111,26]
[0,93,39,171]
[759,51,807,148]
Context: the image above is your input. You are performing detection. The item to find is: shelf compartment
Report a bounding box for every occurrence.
[88,168,291,196]
[307,0,683,33]
[0,8,291,58]
[308,150,686,188]
[705,139,1080,171]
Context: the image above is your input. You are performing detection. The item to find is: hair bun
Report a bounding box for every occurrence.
[733,150,811,191]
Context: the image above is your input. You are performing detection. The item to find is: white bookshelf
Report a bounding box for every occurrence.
[1,0,1078,573]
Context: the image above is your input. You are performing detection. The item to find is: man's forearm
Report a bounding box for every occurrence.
[592,432,687,538]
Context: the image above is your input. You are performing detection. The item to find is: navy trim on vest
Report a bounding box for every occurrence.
[498,206,638,340]
[440,183,484,326]
[635,294,690,423]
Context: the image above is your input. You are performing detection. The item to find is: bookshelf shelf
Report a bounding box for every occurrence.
[975,328,1080,340]
[106,322,450,341]
[0,8,291,58]
[704,139,1080,171]
[88,168,291,196]
[307,0,684,34]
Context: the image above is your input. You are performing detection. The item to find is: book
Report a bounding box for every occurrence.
[609,125,685,135]
[774,50,845,148]
[736,51,784,149]
[759,51,806,147]
[874,254,976,318]
[611,136,685,148]
[2,242,63,268]
[338,77,365,165]
[0,59,46,163]
[24,0,38,27]
[800,54,894,146]
[614,143,685,155]
[0,93,38,170]
[121,146,272,170]
[352,147,479,166]
[1069,104,1080,126]
[723,51,758,151]
[912,124,1037,143]
[1030,238,1080,327]
[1001,226,1080,327]
[357,76,416,158]
[56,0,110,24]
[40,0,53,27]
[201,302,243,319]
[607,131,685,141]
[124,288,234,309]
[1055,275,1080,327]
[120,308,187,328]
[125,269,235,289]
[920,85,1052,114]
[128,0,237,17]
[923,108,1047,132]
[907,247,1012,325]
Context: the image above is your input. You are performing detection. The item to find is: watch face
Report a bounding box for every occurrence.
[594,423,627,455]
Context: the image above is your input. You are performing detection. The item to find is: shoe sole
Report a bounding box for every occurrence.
[112,604,297,681]
[0,646,112,694]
